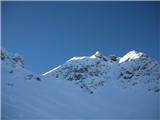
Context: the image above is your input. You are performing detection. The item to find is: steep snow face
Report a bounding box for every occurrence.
[43,51,160,93]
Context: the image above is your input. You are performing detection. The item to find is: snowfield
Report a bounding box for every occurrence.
[1,49,160,120]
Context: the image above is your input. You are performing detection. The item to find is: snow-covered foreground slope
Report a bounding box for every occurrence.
[1,49,160,120]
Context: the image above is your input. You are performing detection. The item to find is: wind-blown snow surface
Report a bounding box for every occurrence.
[1,49,160,120]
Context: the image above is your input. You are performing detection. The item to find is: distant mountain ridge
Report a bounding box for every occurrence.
[43,50,160,93]
[1,49,160,93]
[1,48,160,119]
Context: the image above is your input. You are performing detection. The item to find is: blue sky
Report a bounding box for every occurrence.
[2,2,160,74]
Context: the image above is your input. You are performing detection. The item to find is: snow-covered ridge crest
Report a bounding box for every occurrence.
[1,48,25,68]
[119,50,146,63]
[1,48,42,82]
[42,65,61,76]
[67,51,106,62]
[67,56,89,62]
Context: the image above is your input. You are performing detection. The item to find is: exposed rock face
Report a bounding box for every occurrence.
[43,50,160,93]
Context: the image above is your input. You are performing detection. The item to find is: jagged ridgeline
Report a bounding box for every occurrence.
[1,49,42,81]
[1,49,160,93]
[43,50,160,93]
[1,48,24,68]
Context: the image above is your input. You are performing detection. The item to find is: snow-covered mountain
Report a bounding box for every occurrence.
[1,49,160,120]
[43,50,160,94]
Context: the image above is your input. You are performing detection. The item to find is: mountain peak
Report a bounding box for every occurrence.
[119,50,145,63]
[94,51,104,58]
[43,49,159,93]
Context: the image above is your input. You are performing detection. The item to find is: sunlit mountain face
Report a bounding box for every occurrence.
[1,49,160,119]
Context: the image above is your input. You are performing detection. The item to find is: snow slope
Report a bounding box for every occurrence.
[1,49,160,120]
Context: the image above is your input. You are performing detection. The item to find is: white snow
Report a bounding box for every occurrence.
[1,49,160,120]
[119,50,144,63]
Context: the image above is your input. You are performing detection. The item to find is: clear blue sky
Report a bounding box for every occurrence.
[2,2,160,74]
